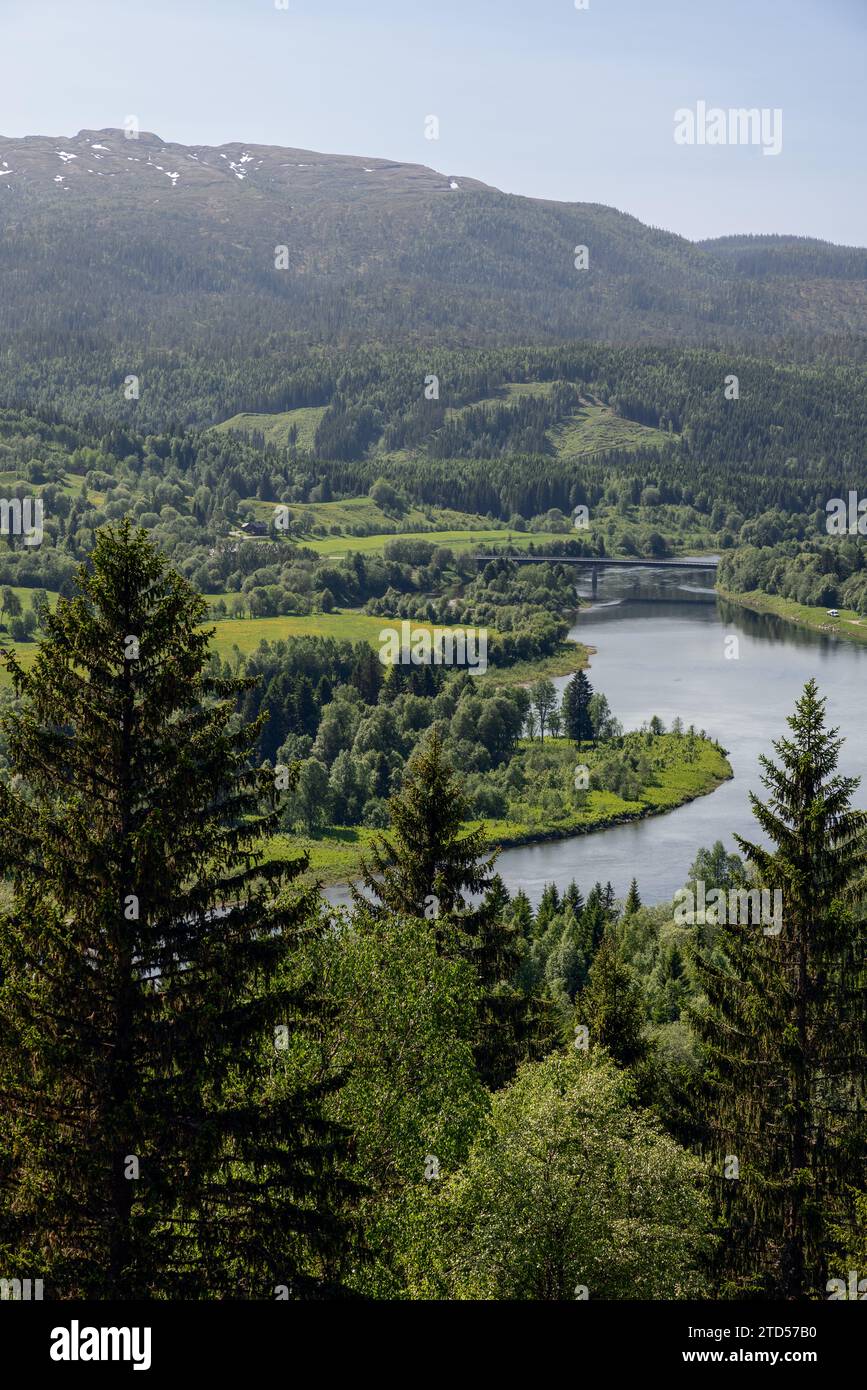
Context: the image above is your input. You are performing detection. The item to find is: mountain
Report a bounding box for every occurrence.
[0,129,865,421]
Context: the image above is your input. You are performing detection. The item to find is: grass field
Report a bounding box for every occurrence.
[1,596,587,685]
[207,609,403,658]
[0,469,104,508]
[718,587,867,646]
[232,492,570,555]
[0,587,60,683]
[207,608,588,678]
[438,380,553,423]
[550,401,672,457]
[214,406,328,451]
[2,603,395,685]
[0,643,38,681]
[241,494,436,532]
[299,527,572,557]
[0,586,57,610]
[213,383,673,473]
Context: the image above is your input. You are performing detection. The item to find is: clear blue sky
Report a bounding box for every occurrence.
[4,0,865,244]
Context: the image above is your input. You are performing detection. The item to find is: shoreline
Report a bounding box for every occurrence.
[717,586,867,647]
[292,739,733,888]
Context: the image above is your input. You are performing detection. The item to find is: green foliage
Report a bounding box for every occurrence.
[563,668,595,743]
[580,927,652,1068]
[0,523,353,1298]
[354,730,546,1091]
[719,538,867,617]
[395,1051,713,1299]
[691,680,867,1298]
[304,909,488,1297]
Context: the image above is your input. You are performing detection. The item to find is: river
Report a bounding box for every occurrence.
[327,564,867,911]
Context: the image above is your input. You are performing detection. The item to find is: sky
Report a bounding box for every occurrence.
[3,0,865,244]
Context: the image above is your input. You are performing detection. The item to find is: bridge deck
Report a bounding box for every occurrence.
[471,555,718,569]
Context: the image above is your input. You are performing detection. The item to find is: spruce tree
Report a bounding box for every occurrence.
[349,643,382,704]
[0,523,354,1299]
[533,882,561,936]
[580,927,650,1068]
[562,879,585,916]
[624,878,642,915]
[353,729,542,1087]
[691,680,867,1298]
[508,888,534,940]
[353,728,497,926]
[577,883,609,964]
[562,668,595,744]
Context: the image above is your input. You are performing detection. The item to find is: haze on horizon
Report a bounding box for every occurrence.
[2,0,865,247]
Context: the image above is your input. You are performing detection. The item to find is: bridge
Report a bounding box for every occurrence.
[470,553,718,594]
[471,555,718,570]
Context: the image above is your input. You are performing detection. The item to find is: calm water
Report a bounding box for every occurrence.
[327,565,867,909]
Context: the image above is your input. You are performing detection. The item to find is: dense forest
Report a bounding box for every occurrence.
[3,129,867,390]
[719,538,867,614]
[2,339,866,609]
[0,527,863,1301]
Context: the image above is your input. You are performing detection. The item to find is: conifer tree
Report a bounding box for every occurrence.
[473,874,558,1088]
[353,729,542,1087]
[624,878,642,915]
[508,888,535,940]
[577,884,609,964]
[562,669,595,744]
[580,927,650,1067]
[349,643,382,704]
[0,523,354,1299]
[562,879,585,916]
[533,882,561,936]
[354,728,496,926]
[691,680,867,1298]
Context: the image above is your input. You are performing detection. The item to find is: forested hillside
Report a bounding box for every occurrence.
[2,340,865,605]
[1,128,866,423]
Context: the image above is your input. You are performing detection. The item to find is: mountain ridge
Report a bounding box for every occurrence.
[1,128,865,391]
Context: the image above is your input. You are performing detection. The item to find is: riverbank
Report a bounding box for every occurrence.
[481,638,593,686]
[718,586,867,646]
[270,734,732,888]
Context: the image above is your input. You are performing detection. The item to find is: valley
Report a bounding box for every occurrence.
[1,12,866,1311]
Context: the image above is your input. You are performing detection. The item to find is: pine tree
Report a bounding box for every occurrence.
[580,927,650,1068]
[354,727,497,926]
[562,669,595,744]
[0,523,354,1299]
[691,680,867,1298]
[533,882,561,936]
[473,875,558,1088]
[353,729,542,1087]
[624,878,642,915]
[349,643,382,704]
[577,883,609,964]
[292,674,319,737]
[508,889,534,940]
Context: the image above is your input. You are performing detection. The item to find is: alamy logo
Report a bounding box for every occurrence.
[827,1270,867,1300]
[379,620,487,673]
[674,883,783,936]
[826,492,867,535]
[0,497,43,547]
[674,102,783,156]
[0,1277,43,1300]
[49,1320,152,1371]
